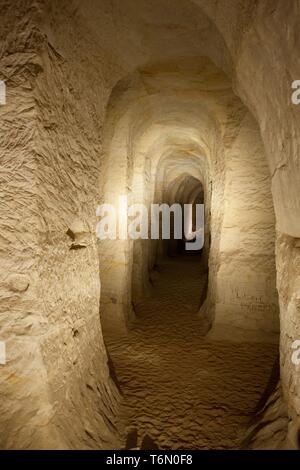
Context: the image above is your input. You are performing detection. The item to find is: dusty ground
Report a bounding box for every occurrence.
[106,255,278,450]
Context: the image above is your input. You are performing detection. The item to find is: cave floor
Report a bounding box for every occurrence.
[106,255,278,450]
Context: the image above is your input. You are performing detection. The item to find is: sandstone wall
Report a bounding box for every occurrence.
[209,112,279,342]
[194,0,300,438]
[0,0,121,449]
[1,0,299,449]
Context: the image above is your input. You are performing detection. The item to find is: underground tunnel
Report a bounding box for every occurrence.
[0,0,300,453]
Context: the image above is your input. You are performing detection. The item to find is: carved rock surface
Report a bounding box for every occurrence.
[0,0,299,450]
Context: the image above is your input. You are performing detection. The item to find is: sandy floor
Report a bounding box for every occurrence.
[106,255,278,450]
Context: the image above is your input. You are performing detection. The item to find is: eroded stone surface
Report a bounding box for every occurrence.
[0,0,299,450]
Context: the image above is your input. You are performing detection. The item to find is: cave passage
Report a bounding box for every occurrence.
[100,58,281,450]
[4,0,299,451]
[105,250,278,450]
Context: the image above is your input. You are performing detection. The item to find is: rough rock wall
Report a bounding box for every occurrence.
[1,0,299,449]
[196,0,300,237]
[195,0,300,436]
[0,0,64,449]
[0,0,121,449]
[242,382,289,449]
[276,234,300,444]
[209,111,279,342]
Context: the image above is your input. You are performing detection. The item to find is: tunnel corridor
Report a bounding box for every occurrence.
[106,254,278,450]
[2,0,300,452]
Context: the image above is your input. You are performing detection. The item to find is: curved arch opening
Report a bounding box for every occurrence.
[98,58,280,449]
[5,0,299,451]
